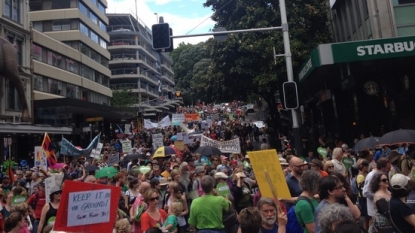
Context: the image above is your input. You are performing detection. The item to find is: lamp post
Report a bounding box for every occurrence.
[89,123,92,141]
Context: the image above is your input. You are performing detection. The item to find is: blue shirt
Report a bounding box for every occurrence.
[260,224,278,233]
[314,200,331,233]
[286,174,302,197]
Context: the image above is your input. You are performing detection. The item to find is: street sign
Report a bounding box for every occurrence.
[7,138,12,145]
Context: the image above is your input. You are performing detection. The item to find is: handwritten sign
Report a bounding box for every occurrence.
[248,150,291,199]
[34,146,48,171]
[55,181,120,233]
[67,189,111,227]
[121,140,131,154]
[107,152,119,166]
[90,143,103,158]
[152,133,164,149]
[45,176,56,204]
[200,135,241,154]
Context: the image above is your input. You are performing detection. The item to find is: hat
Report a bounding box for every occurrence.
[159,178,169,186]
[49,186,62,195]
[390,174,410,189]
[172,163,179,168]
[245,154,249,159]
[195,166,204,175]
[214,172,229,179]
[236,172,246,178]
[279,158,289,166]
[216,165,227,172]
[146,152,151,156]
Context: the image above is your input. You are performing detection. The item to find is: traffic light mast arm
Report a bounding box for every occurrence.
[170,26,282,39]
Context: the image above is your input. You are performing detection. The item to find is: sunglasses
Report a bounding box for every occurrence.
[381,178,389,183]
[53,191,62,195]
[150,196,159,202]
[328,166,334,168]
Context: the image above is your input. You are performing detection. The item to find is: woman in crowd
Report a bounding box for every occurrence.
[141,188,167,233]
[389,174,415,232]
[232,172,252,213]
[369,172,393,232]
[356,158,370,230]
[4,212,25,233]
[169,169,187,194]
[163,182,188,233]
[11,202,31,233]
[323,161,335,175]
[38,186,61,233]
[125,178,140,208]
[317,203,354,233]
[309,159,328,177]
[1,192,13,218]
[192,166,205,197]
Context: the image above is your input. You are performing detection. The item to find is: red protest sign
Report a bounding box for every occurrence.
[54,180,121,233]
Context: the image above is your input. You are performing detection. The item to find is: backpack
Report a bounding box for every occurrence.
[286,196,314,233]
[351,177,359,196]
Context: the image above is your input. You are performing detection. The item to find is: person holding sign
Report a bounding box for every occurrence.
[38,186,61,233]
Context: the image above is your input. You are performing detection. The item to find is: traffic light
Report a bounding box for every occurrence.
[282,81,299,109]
[152,23,170,50]
[175,91,181,98]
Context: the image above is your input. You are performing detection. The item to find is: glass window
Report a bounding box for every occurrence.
[81,65,92,79]
[12,0,20,22]
[90,13,98,24]
[4,0,11,18]
[80,43,90,56]
[32,44,43,61]
[90,31,98,43]
[91,50,99,62]
[100,57,108,67]
[79,2,88,15]
[33,75,43,91]
[99,21,106,32]
[33,21,43,31]
[91,0,97,6]
[80,23,88,36]
[67,59,79,74]
[48,79,62,95]
[52,20,62,31]
[47,51,53,65]
[98,3,105,13]
[66,84,80,98]
[62,19,70,30]
[99,38,107,49]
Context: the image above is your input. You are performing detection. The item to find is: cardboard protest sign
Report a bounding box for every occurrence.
[174,141,185,151]
[90,142,103,158]
[121,140,131,154]
[107,152,119,166]
[152,133,164,149]
[248,150,291,199]
[54,180,120,233]
[34,146,47,171]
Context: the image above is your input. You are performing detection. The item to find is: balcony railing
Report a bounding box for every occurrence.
[110,39,136,46]
[107,25,139,33]
[111,53,137,60]
[111,68,137,75]
[110,83,138,90]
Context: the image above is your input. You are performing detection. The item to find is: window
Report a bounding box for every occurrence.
[66,84,80,98]
[90,13,98,24]
[48,79,62,95]
[90,31,98,43]
[7,80,21,110]
[81,65,92,79]
[99,21,106,32]
[79,2,88,15]
[100,57,108,67]
[98,3,105,13]
[66,58,79,74]
[33,21,43,31]
[91,50,99,62]
[4,0,20,22]
[52,20,62,31]
[80,23,88,36]
[4,0,11,18]
[12,0,20,22]
[32,44,43,61]
[99,38,107,49]
[91,0,97,6]
[51,0,70,9]
[62,19,70,30]
[80,43,90,56]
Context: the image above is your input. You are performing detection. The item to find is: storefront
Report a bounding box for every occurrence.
[299,35,415,144]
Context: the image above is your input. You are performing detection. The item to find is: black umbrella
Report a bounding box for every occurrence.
[84,165,99,172]
[377,129,415,147]
[124,153,146,161]
[195,145,222,156]
[353,136,381,152]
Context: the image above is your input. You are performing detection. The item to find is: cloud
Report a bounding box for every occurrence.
[107,0,215,47]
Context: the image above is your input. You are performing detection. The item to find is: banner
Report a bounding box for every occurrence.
[143,116,171,129]
[60,134,100,156]
[121,140,131,154]
[34,146,48,171]
[180,123,195,134]
[152,133,164,149]
[107,153,119,166]
[54,181,120,232]
[159,115,171,128]
[172,114,185,125]
[200,135,241,154]
[90,143,103,158]
[185,113,200,121]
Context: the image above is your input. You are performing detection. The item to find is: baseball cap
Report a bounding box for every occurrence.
[214,172,228,179]
[390,174,410,189]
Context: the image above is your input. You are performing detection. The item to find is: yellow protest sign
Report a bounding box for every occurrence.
[174,141,185,150]
[248,150,291,199]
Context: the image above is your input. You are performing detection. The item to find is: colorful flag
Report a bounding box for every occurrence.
[60,134,100,156]
[42,133,58,168]
[7,165,16,185]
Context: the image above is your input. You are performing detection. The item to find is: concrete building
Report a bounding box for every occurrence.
[107,13,179,119]
[299,0,415,146]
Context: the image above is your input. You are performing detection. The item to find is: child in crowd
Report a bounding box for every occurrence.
[163,201,183,233]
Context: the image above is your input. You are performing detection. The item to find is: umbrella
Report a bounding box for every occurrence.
[95,166,118,179]
[195,145,222,156]
[84,165,99,172]
[170,145,183,156]
[353,136,381,152]
[153,146,176,158]
[124,153,146,161]
[170,135,177,141]
[377,129,415,147]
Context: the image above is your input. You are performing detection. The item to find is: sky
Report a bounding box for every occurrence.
[107,0,215,47]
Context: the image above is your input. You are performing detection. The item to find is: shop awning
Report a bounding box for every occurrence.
[299,35,415,82]
[0,123,72,134]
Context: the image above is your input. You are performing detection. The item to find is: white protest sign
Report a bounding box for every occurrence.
[90,143,103,158]
[172,114,185,124]
[177,133,183,141]
[45,176,56,204]
[67,189,111,227]
[200,135,241,153]
[206,119,213,127]
[201,121,209,130]
[183,134,193,144]
[121,140,131,154]
[34,146,42,167]
[107,153,119,166]
[152,133,164,149]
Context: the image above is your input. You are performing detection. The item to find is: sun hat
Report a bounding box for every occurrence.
[214,172,229,179]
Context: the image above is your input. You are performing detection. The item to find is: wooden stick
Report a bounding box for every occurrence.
[265,170,282,214]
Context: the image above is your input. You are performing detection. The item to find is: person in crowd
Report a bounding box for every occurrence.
[389,173,415,232]
[192,166,205,197]
[237,207,262,233]
[4,212,25,233]
[317,203,353,233]
[323,161,334,175]
[130,181,150,233]
[232,172,252,213]
[84,175,97,183]
[26,182,45,233]
[114,218,131,233]
[363,158,391,228]
[295,170,320,233]
[163,201,183,233]
[355,158,370,230]
[2,176,13,193]
[314,176,346,233]
[285,157,306,208]
[38,186,61,233]
[188,175,230,233]
[331,173,360,219]
[260,138,270,150]
[369,172,393,232]
[11,202,32,233]
[257,197,287,233]
[332,148,347,177]
[163,181,188,233]
[309,159,328,177]
[406,179,415,213]
[146,227,163,233]
[332,220,361,233]
[1,192,13,218]
[28,173,40,196]
[125,178,140,208]
[169,169,187,194]
[141,188,167,232]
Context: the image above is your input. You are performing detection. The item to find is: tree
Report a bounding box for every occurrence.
[111,89,137,112]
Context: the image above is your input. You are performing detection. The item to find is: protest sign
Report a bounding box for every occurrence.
[90,143,103,158]
[176,133,183,141]
[54,180,120,233]
[172,114,185,125]
[200,135,241,154]
[107,152,119,166]
[248,150,291,199]
[152,133,164,149]
[121,140,131,154]
[34,146,48,171]
[183,134,193,144]
[45,176,56,204]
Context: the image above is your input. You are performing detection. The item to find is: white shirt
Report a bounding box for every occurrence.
[332,158,346,174]
[363,169,377,217]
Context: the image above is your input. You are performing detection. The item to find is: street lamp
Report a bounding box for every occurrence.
[89,123,92,141]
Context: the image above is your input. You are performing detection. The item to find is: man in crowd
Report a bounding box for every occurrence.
[285,156,306,208]
[27,182,46,233]
[258,197,287,233]
[189,175,230,233]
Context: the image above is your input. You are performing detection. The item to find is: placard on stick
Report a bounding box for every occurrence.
[248,150,291,199]
[54,180,120,233]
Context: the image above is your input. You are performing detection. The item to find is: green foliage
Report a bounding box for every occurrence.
[111,89,137,112]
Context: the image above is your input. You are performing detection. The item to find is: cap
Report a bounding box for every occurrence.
[146,152,151,156]
[214,172,229,179]
[49,186,62,195]
[236,172,246,178]
[159,178,169,186]
[390,174,410,189]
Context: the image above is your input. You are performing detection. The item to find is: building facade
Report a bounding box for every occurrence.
[299,0,415,146]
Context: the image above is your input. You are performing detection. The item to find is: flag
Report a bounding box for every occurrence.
[60,134,100,156]
[42,133,58,168]
[7,165,15,185]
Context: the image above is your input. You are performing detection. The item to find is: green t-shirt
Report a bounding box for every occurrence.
[163,214,178,232]
[294,198,318,233]
[188,194,230,230]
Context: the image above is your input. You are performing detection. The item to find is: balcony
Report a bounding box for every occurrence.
[110,39,135,46]
[107,25,139,34]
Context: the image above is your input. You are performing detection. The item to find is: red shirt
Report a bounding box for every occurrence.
[140,209,167,232]
[26,191,46,219]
